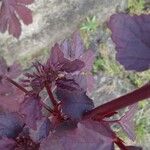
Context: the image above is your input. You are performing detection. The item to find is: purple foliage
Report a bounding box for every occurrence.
[0,14,150,149]
[40,120,115,150]
[108,13,150,71]
[0,137,16,150]
[0,112,24,138]
[19,94,42,129]
[29,117,52,143]
[0,57,24,112]
[56,87,94,120]
[0,0,33,38]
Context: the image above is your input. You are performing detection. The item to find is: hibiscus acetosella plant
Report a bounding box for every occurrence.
[0,3,150,149]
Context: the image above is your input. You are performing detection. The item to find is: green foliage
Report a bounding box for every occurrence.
[136,117,147,139]
[128,0,145,14]
[80,16,99,32]
[127,70,150,87]
[133,100,150,141]
[93,56,122,76]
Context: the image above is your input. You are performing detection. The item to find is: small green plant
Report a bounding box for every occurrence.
[128,0,145,14]
[80,16,99,32]
[127,70,150,87]
[135,101,150,140]
[93,56,122,76]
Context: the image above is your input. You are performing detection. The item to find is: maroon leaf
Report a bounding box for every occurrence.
[0,112,24,138]
[70,31,85,59]
[19,94,42,129]
[0,84,24,112]
[0,57,23,112]
[68,74,87,92]
[0,0,33,38]
[60,31,84,60]
[80,50,95,72]
[29,117,52,143]
[61,59,85,73]
[48,43,66,70]
[15,4,32,25]
[108,13,150,71]
[56,77,82,91]
[79,50,95,92]
[40,120,115,150]
[48,43,85,73]
[0,137,16,150]
[118,104,137,141]
[56,87,94,120]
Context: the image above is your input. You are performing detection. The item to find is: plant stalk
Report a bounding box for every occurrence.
[84,83,150,119]
[45,83,58,107]
[5,76,28,93]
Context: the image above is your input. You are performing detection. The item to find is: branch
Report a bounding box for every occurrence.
[45,83,58,107]
[84,83,150,119]
[5,76,28,93]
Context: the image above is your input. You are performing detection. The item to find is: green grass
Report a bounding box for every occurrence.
[80,16,99,32]
[127,0,145,14]
[135,101,150,140]
[93,57,122,76]
[127,70,150,87]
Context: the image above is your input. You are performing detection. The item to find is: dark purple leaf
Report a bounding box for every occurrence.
[56,87,94,120]
[70,31,85,59]
[48,43,85,73]
[48,43,66,69]
[60,31,84,59]
[0,84,24,112]
[68,74,87,92]
[0,112,24,138]
[80,50,95,72]
[85,74,95,93]
[13,126,40,149]
[29,117,52,143]
[40,120,115,150]
[19,94,42,129]
[0,0,33,38]
[0,137,16,150]
[61,59,85,73]
[108,13,150,71]
[118,104,137,141]
[56,77,82,91]
[0,57,23,112]
[79,50,95,92]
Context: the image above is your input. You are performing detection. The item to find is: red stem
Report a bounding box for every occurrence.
[84,83,150,119]
[40,100,53,113]
[115,138,128,150]
[45,83,58,107]
[5,76,28,93]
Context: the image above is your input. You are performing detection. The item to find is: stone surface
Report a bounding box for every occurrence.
[0,0,127,65]
[91,73,134,107]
